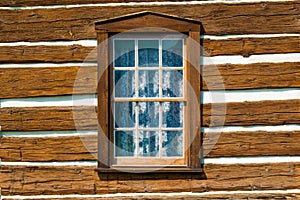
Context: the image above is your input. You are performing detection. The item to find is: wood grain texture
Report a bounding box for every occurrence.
[0,66,97,99]
[5,192,300,200]
[204,36,300,57]
[0,100,299,131]
[0,135,97,162]
[202,99,300,127]
[0,106,98,131]
[95,12,200,32]
[1,131,299,162]
[1,162,299,195]
[1,36,299,63]
[1,62,298,99]
[97,32,110,168]
[0,0,195,7]
[202,62,300,90]
[0,45,96,63]
[0,2,299,42]
[187,31,201,168]
[203,131,300,158]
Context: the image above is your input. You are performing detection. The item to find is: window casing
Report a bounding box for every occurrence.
[95,11,201,173]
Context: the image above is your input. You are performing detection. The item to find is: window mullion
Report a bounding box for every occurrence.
[135,103,139,158]
[135,39,139,158]
[159,102,162,158]
[159,39,163,159]
[135,39,139,99]
[159,39,163,98]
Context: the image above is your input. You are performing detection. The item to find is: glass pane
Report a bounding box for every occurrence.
[162,131,183,157]
[139,102,159,128]
[138,131,159,157]
[114,70,135,98]
[114,102,136,128]
[162,102,184,128]
[162,40,183,67]
[138,70,159,97]
[115,131,135,157]
[114,40,135,67]
[162,70,183,97]
[138,40,159,67]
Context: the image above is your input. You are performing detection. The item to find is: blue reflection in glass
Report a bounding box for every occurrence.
[138,40,159,67]
[162,102,183,128]
[138,70,159,98]
[162,40,183,67]
[115,131,135,157]
[139,102,159,128]
[115,70,135,98]
[114,40,135,67]
[138,131,159,157]
[162,131,183,157]
[114,102,136,128]
[162,70,183,97]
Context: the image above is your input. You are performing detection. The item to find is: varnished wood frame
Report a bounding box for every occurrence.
[96,12,201,173]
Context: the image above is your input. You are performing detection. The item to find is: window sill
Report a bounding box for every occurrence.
[96,167,202,174]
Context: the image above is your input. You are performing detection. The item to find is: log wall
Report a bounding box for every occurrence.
[0,0,299,199]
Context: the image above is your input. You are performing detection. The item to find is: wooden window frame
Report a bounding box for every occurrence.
[95,12,201,173]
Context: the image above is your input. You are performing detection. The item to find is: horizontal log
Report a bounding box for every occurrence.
[0,135,97,162]
[204,36,300,57]
[1,62,299,99]
[0,0,195,7]
[0,45,96,63]
[202,99,300,127]
[0,66,97,99]
[5,193,300,200]
[0,100,299,131]
[203,131,300,158]
[0,162,299,195]
[0,2,299,42]
[1,36,299,63]
[0,106,98,131]
[1,131,300,162]
[202,62,300,90]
